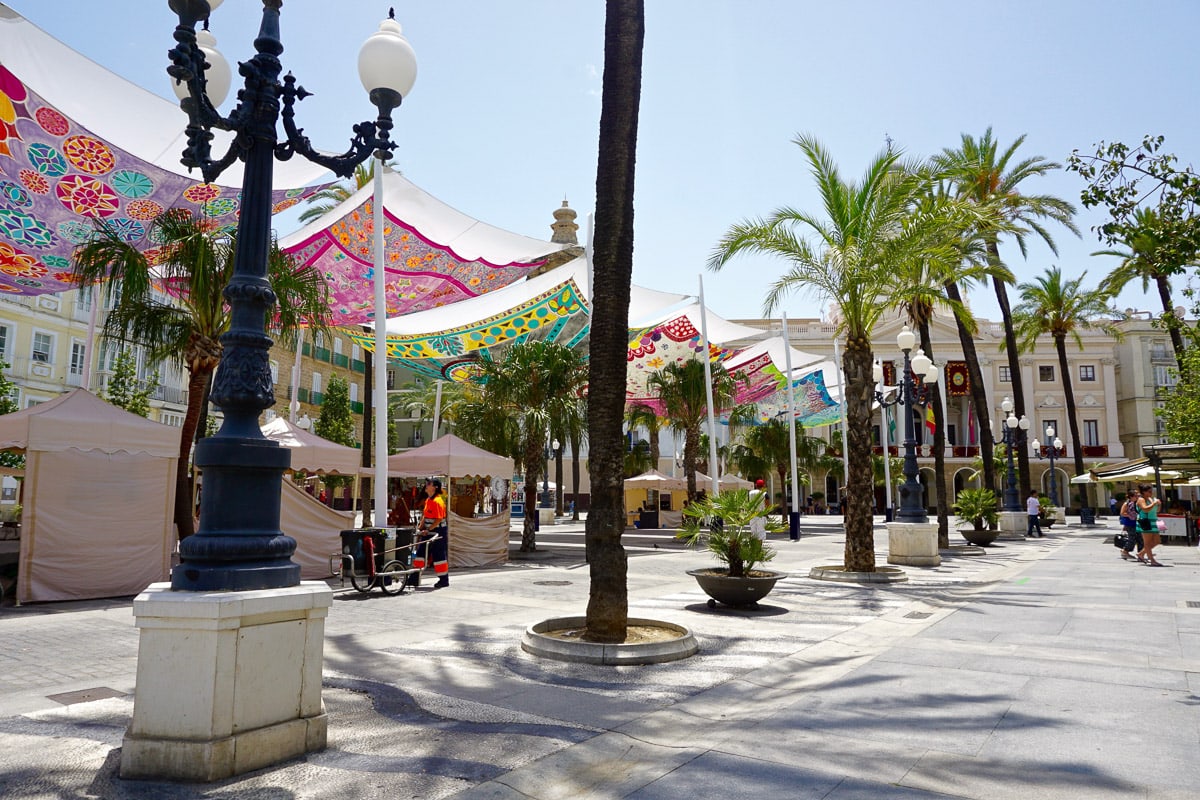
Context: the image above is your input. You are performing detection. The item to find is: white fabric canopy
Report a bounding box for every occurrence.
[623,469,687,492]
[0,388,177,457]
[261,416,362,475]
[387,433,512,479]
[0,4,328,188]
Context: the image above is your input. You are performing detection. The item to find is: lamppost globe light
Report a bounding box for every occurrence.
[1031,438,1041,451]
[552,438,560,451]
[1018,415,1031,431]
[872,361,883,384]
[925,364,939,383]
[911,348,931,377]
[896,326,916,352]
[1006,413,1018,429]
[358,16,418,102]
[171,29,231,106]
[1001,396,1013,414]
[1046,425,1055,439]
[1054,437,1063,449]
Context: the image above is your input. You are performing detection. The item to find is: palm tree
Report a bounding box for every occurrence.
[584,0,644,643]
[624,403,662,470]
[297,161,379,224]
[710,136,945,572]
[740,419,793,520]
[1095,208,1195,370]
[1012,266,1120,516]
[73,212,330,539]
[646,360,740,501]
[462,341,585,552]
[933,129,1079,500]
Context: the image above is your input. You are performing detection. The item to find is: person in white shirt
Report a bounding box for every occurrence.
[1026,490,1044,538]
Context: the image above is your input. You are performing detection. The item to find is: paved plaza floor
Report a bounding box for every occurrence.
[1,515,1197,799]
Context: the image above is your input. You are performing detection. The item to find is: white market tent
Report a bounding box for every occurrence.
[261,416,362,475]
[387,434,513,567]
[0,390,178,604]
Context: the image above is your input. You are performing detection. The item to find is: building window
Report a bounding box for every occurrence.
[1043,419,1058,442]
[314,331,325,350]
[160,412,184,427]
[76,286,93,313]
[312,372,322,394]
[269,360,279,383]
[998,365,1010,383]
[1079,365,1095,382]
[352,344,361,361]
[1153,365,1178,388]
[947,424,958,446]
[31,331,54,363]
[69,341,86,376]
[1083,419,1099,447]
[0,324,9,360]
[350,382,359,403]
[1038,365,1054,382]
[334,338,343,356]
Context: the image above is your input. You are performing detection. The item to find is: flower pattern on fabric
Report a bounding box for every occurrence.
[51,270,80,283]
[0,209,54,248]
[125,199,165,221]
[201,197,238,218]
[110,169,155,198]
[26,143,68,176]
[182,183,221,204]
[0,241,47,278]
[0,65,27,159]
[34,106,69,136]
[271,198,299,213]
[55,175,119,217]
[0,181,33,208]
[56,219,95,245]
[42,254,69,269]
[18,169,49,194]
[108,217,146,243]
[63,135,115,175]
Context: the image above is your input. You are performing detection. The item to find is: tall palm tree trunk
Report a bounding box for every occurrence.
[555,447,564,516]
[945,280,996,491]
[990,248,1032,499]
[570,428,582,522]
[175,367,212,539]
[521,435,542,551]
[843,336,876,571]
[683,425,700,500]
[584,0,642,641]
[919,321,950,547]
[1056,334,1090,514]
[1154,274,1187,372]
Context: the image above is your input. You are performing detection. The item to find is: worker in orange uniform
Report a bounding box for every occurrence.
[415,477,450,589]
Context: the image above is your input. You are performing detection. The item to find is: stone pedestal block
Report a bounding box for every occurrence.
[998,510,1028,539]
[120,582,332,782]
[538,507,556,527]
[886,521,941,566]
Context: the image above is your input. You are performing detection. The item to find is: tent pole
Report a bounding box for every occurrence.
[782,313,800,539]
[698,275,720,498]
[289,329,303,423]
[373,160,388,529]
[432,380,444,442]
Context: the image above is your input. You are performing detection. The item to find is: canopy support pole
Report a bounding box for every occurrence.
[698,275,720,498]
[373,160,388,529]
[782,313,800,539]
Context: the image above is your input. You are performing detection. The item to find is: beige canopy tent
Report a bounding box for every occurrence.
[260,417,358,579]
[0,389,178,604]
[623,470,688,528]
[387,435,513,567]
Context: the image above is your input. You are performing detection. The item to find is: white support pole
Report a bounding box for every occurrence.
[431,380,444,442]
[289,328,303,423]
[372,160,388,528]
[881,396,892,518]
[585,212,595,304]
[782,314,800,538]
[698,275,720,497]
[82,288,99,391]
[833,336,849,502]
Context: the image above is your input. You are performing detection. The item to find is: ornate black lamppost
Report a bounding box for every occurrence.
[873,326,939,524]
[998,396,1031,512]
[167,0,416,591]
[1030,424,1063,508]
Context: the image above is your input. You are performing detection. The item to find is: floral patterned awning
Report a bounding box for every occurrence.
[0,64,328,297]
[741,367,842,428]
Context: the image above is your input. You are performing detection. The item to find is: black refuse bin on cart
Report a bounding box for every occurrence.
[340,528,391,574]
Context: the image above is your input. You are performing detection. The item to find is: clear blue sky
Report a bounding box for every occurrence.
[8,0,1198,323]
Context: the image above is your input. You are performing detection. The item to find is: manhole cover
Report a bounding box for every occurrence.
[1186,601,1200,608]
[904,611,933,619]
[533,580,572,587]
[46,686,125,706]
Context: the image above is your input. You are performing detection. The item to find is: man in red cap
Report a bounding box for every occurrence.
[749,479,768,539]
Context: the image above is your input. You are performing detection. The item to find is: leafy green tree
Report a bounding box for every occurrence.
[0,361,22,470]
[584,0,644,643]
[710,136,947,572]
[1159,345,1200,455]
[101,350,157,418]
[624,403,662,469]
[933,128,1079,501]
[72,211,330,539]
[1012,266,1121,514]
[314,375,357,495]
[646,360,740,502]
[740,419,793,520]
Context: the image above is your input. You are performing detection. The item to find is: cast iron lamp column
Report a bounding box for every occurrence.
[540,433,553,509]
[1030,425,1063,508]
[166,0,416,591]
[873,325,939,524]
[998,397,1031,512]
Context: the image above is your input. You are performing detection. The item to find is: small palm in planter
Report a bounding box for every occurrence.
[677,489,787,608]
[954,488,1000,546]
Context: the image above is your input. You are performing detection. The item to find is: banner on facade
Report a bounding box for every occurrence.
[945,361,970,396]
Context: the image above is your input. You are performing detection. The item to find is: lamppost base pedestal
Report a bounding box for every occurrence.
[997,510,1028,540]
[886,521,940,567]
[120,582,332,782]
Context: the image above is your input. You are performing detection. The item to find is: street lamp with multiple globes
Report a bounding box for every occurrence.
[998,397,1031,512]
[540,436,558,509]
[166,0,417,591]
[873,325,939,524]
[1030,424,1063,508]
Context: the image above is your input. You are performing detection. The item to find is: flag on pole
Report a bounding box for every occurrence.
[925,405,937,436]
[968,403,977,445]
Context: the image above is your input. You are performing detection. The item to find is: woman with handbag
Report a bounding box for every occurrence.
[1118,490,1143,561]
[1136,484,1163,566]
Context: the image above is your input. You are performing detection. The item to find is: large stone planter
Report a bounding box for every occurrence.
[958,526,999,547]
[522,617,697,665]
[686,567,787,608]
[886,521,940,566]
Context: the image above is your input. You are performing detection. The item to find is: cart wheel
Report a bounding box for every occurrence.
[707,598,717,609]
[350,570,376,593]
[379,562,405,596]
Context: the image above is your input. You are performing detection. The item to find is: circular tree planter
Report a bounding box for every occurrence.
[958,527,999,547]
[808,564,908,583]
[687,568,787,609]
[522,616,698,665]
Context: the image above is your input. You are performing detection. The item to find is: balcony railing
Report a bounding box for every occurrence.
[332,353,349,368]
[1036,446,1068,458]
[952,446,980,458]
[1081,445,1108,458]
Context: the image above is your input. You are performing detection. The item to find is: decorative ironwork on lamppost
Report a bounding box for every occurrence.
[166,0,416,591]
[1030,424,1063,508]
[872,326,939,524]
[540,436,557,509]
[998,397,1031,512]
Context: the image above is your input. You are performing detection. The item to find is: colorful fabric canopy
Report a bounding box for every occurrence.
[743,364,842,428]
[0,6,331,297]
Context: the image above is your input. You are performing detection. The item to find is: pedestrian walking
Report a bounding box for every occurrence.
[415,477,450,588]
[1136,483,1163,566]
[1026,490,1044,538]
[1118,490,1143,561]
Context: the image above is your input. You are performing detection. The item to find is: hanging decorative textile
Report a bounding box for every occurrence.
[945,361,970,396]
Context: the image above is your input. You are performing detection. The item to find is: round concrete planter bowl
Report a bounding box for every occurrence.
[522,617,698,665]
[686,568,787,609]
[808,564,908,583]
[958,526,999,547]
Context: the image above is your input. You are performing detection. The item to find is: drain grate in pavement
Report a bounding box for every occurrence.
[532,580,572,587]
[1186,601,1200,608]
[904,611,933,619]
[46,686,125,706]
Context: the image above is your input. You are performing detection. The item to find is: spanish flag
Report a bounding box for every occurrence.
[925,405,937,436]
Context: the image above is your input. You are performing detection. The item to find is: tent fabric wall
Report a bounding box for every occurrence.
[279,479,355,580]
[17,449,176,603]
[447,511,507,568]
[386,434,513,479]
